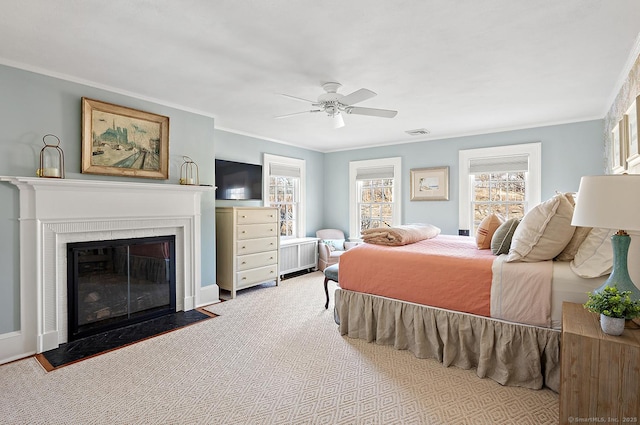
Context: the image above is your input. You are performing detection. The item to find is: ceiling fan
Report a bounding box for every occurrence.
[275,82,398,128]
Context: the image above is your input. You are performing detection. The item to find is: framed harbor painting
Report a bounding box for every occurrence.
[81,97,170,179]
[410,166,449,201]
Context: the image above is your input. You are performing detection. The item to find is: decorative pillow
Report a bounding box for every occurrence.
[506,193,575,262]
[491,218,520,255]
[551,191,588,261]
[555,226,592,261]
[476,214,503,249]
[570,228,614,278]
[321,239,345,252]
[563,192,576,207]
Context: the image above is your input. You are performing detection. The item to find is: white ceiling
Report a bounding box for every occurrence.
[2,1,640,152]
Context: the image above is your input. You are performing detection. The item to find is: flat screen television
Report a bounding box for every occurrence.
[215,159,263,200]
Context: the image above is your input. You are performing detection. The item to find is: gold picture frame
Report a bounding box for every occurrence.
[81,97,169,179]
[410,166,449,201]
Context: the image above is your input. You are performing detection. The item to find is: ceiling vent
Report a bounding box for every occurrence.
[405,128,430,136]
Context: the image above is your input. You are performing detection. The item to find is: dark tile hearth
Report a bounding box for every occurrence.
[37,309,216,370]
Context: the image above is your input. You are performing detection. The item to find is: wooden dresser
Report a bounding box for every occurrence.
[560,302,640,424]
[215,207,280,298]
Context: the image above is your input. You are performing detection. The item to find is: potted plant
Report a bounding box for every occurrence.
[584,286,640,335]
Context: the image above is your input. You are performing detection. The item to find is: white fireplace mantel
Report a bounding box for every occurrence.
[0,176,216,363]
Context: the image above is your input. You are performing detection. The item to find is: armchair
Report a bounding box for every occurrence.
[316,229,359,271]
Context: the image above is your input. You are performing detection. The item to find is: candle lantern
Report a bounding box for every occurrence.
[37,134,65,178]
[179,156,199,185]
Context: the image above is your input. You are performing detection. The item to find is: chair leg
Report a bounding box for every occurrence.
[324,277,330,309]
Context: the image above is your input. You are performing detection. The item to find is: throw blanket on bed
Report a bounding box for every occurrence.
[340,234,494,316]
[361,224,441,246]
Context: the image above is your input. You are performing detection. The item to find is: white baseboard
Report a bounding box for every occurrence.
[198,284,220,307]
[0,331,36,365]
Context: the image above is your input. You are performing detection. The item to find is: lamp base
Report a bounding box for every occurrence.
[593,233,640,301]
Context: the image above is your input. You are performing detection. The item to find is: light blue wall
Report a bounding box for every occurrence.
[0,64,216,333]
[0,63,607,338]
[214,130,325,236]
[323,120,605,236]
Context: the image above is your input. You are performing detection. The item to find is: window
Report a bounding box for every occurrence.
[349,157,402,239]
[263,154,306,239]
[459,143,541,235]
[471,171,525,233]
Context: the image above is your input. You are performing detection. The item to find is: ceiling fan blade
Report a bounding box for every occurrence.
[281,93,317,104]
[346,106,398,118]
[333,113,345,129]
[274,110,322,119]
[339,88,377,106]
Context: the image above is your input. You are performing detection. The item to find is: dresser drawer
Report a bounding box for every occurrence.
[237,264,278,288]
[237,237,278,255]
[236,209,278,224]
[237,223,278,240]
[237,251,278,271]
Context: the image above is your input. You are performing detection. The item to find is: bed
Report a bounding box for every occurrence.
[334,232,608,392]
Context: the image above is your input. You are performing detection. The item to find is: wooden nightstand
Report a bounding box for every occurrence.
[559,302,640,424]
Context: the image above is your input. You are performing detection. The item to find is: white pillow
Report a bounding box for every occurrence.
[570,228,614,278]
[506,193,575,262]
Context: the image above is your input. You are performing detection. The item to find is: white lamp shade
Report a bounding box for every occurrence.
[572,175,640,231]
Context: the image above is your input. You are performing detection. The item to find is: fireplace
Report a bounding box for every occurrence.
[67,236,177,341]
[0,176,218,363]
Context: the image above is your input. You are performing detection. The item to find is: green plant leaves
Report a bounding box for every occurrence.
[584,286,640,319]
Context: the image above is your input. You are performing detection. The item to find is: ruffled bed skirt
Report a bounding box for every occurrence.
[335,289,560,392]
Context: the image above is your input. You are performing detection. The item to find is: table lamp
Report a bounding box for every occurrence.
[572,175,640,301]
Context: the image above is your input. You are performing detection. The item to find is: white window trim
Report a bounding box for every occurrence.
[349,157,402,239]
[263,153,306,238]
[458,142,541,233]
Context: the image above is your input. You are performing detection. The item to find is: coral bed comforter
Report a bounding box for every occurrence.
[339,234,553,327]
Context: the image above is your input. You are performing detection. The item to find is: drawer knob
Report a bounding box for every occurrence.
[242,277,246,280]
[241,261,246,265]
[242,215,247,218]
[270,271,274,274]
[241,246,246,249]
[242,230,246,233]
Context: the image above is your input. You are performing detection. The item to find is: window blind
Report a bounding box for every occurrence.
[468,154,529,174]
[270,163,301,178]
[355,165,395,180]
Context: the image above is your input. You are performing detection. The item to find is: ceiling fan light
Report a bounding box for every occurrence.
[278,82,395,128]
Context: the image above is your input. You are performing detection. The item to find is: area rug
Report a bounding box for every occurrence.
[36,308,217,370]
[1,272,558,424]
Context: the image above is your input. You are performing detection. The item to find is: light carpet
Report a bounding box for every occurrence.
[0,271,558,424]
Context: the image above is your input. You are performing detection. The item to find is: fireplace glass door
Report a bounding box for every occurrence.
[67,236,176,340]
